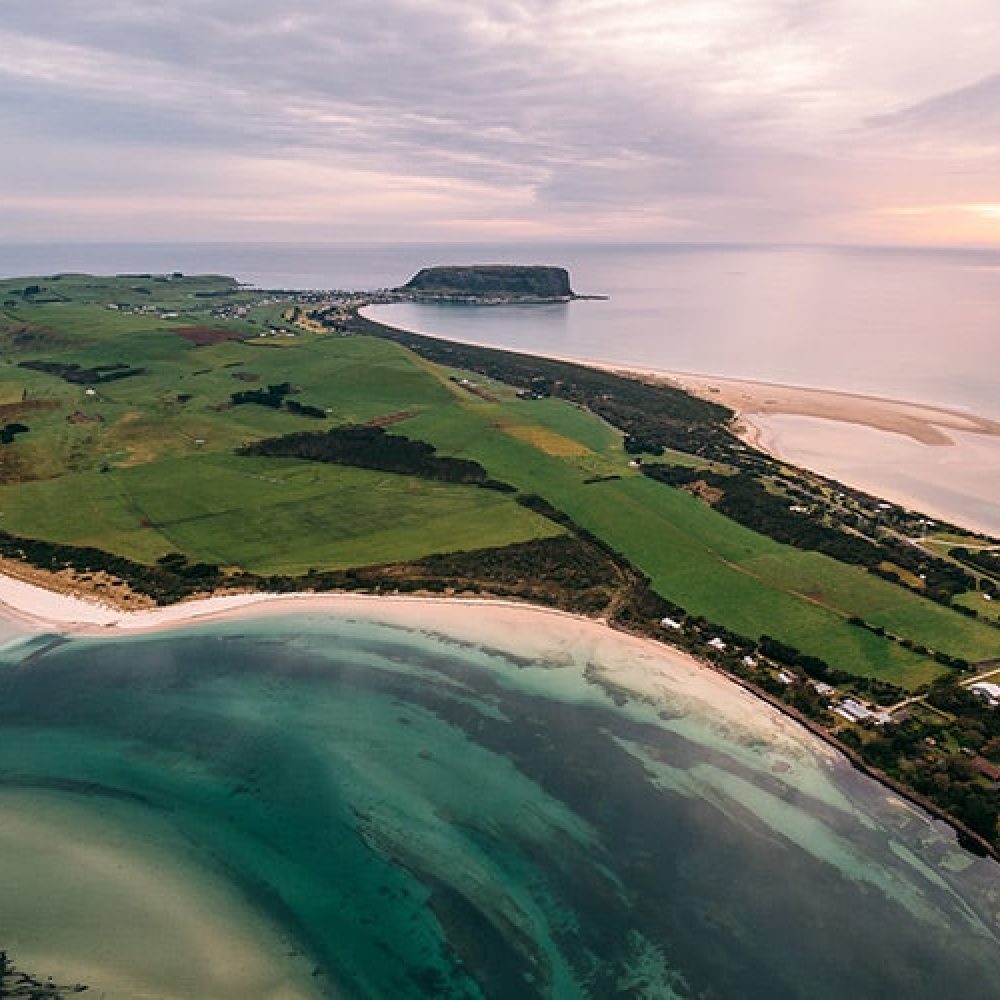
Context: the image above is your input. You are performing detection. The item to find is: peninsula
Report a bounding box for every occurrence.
[0,268,998,860]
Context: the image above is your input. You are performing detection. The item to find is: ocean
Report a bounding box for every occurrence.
[3,242,1000,995]
[2,605,1000,998]
[4,241,994,415]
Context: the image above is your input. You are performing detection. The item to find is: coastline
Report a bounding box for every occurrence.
[624,368,1000,538]
[0,571,870,789]
[358,305,1000,450]
[1,302,997,875]
[641,370,1000,447]
[6,577,1000,995]
[0,570,840,772]
[3,566,997,863]
[358,305,1000,535]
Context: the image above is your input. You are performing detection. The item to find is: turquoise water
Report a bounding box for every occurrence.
[2,610,1000,998]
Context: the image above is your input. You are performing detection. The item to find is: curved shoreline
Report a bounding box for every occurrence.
[359,305,1000,537]
[2,569,997,864]
[359,305,1000,448]
[1,302,996,879]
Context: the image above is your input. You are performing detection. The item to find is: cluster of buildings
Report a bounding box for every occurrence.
[833,698,893,727]
[658,615,904,728]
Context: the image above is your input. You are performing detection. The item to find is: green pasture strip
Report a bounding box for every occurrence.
[0,453,561,575]
[397,389,995,688]
[1,287,994,692]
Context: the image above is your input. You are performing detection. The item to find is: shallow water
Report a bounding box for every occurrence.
[2,608,999,998]
[751,416,1000,537]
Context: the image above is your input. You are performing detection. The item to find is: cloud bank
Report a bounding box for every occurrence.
[3,0,1000,243]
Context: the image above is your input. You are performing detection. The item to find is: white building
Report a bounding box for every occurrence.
[707,637,727,652]
[660,617,683,631]
[834,698,873,724]
[969,682,1000,707]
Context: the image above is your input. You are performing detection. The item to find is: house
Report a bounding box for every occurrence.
[834,698,873,724]
[969,682,1000,707]
[741,655,758,668]
[810,681,835,697]
[660,617,683,631]
[707,637,727,652]
[777,670,796,685]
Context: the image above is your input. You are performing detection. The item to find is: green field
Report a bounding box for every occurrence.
[397,397,993,687]
[0,454,559,574]
[1,274,997,690]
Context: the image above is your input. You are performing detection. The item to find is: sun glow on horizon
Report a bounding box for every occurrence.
[2,1,1000,245]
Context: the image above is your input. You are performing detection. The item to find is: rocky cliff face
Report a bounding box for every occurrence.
[402,265,574,300]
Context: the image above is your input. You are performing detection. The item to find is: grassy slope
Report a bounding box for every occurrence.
[397,372,997,688]
[0,281,996,689]
[0,293,561,573]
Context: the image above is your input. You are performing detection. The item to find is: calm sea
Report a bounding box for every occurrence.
[3,242,998,418]
[2,611,1000,997]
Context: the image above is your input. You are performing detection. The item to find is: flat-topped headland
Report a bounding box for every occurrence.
[399,264,579,302]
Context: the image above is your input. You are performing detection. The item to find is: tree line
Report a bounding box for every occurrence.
[239,424,513,490]
[18,359,146,384]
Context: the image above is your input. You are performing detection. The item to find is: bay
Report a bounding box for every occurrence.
[1,604,1000,998]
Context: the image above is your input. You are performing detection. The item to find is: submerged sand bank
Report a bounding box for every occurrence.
[0,790,320,1000]
[0,571,836,768]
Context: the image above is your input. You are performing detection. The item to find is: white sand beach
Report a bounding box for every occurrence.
[606,366,1000,537]
[0,569,837,772]
[656,371,1000,448]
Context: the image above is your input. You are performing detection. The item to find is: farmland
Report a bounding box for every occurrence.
[1,273,997,690]
[4,270,1000,855]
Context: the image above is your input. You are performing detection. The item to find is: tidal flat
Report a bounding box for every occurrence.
[2,602,1000,998]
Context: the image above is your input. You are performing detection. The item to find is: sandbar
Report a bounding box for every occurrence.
[0,788,320,999]
[605,367,1000,448]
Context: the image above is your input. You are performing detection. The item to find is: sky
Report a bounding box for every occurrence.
[3,0,1000,245]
